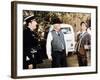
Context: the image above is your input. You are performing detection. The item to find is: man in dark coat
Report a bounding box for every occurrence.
[76,21,91,66]
[23,15,42,69]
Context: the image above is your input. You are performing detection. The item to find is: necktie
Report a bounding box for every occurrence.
[57,32,60,36]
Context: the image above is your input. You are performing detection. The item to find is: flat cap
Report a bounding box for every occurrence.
[51,17,62,24]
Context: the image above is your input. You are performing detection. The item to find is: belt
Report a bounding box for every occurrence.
[53,49,65,53]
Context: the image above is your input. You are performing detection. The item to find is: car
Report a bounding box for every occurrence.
[49,24,75,53]
[60,24,75,53]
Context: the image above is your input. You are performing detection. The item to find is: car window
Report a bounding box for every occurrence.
[61,27,71,34]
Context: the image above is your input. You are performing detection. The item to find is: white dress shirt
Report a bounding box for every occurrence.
[46,31,68,60]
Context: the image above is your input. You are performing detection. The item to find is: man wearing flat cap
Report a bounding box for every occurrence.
[23,15,42,69]
[46,17,68,68]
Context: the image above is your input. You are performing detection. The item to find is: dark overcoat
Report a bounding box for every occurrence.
[23,27,43,69]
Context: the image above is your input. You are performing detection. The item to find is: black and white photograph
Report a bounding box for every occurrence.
[11,1,97,78]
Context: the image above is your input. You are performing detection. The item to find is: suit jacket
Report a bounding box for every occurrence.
[76,31,91,54]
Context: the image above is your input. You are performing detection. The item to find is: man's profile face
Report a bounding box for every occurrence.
[29,20,37,30]
[81,23,87,31]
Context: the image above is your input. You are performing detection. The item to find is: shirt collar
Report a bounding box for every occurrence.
[81,31,86,35]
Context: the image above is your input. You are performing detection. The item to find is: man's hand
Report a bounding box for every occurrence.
[48,56,52,61]
[28,64,33,69]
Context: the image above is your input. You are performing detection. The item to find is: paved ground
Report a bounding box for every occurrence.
[36,52,91,68]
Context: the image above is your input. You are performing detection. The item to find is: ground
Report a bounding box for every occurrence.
[36,52,91,69]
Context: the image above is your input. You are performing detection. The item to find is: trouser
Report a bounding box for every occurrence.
[51,50,67,68]
[23,57,37,69]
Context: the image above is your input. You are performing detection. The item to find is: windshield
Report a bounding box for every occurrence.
[61,27,71,34]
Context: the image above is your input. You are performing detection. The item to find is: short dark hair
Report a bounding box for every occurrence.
[80,21,86,26]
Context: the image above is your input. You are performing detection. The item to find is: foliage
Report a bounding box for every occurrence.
[23,10,91,33]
